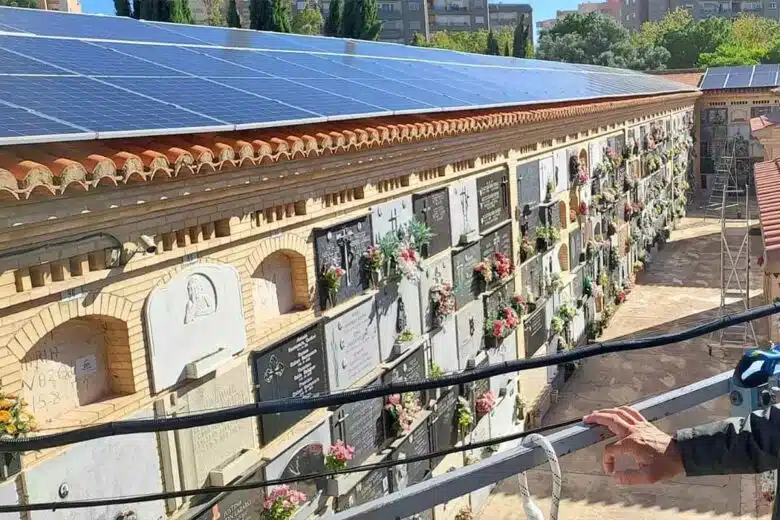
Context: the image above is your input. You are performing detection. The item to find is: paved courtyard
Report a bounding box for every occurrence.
[479,215,773,520]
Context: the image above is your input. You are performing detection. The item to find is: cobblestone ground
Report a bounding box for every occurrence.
[478,215,773,520]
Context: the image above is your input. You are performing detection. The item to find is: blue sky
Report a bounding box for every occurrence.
[81,0,576,32]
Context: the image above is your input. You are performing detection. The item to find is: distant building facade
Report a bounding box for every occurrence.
[40,0,81,12]
[536,1,620,33]
[622,0,779,32]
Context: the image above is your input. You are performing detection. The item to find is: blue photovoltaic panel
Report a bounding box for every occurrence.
[700,73,728,90]
[0,47,65,75]
[751,64,780,87]
[702,65,780,90]
[304,78,436,112]
[0,22,20,32]
[0,76,225,132]
[0,35,186,77]
[725,71,752,88]
[273,53,385,79]
[349,78,474,108]
[0,102,90,140]
[197,48,332,79]
[218,78,388,117]
[103,77,319,126]
[99,43,271,78]
[0,7,201,43]
[144,22,313,51]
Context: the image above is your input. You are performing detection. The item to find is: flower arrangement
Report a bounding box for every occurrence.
[485,306,520,340]
[0,394,36,437]
[536,226,561,251]
[607,148,622,170]
[376,220,431,283]
[325,441,355,472]
[646,154,661,173]
[473,259,493,284]
[558,301,578,324]
[429,362,444,379]
[322,264,346,293]
[551,316,564,335]
[576,169,590,185]
[455,507,475,520]
[430,283,456,324]
[546,272,563,294]
[362,245,383,273]
[456,396,474,435]
[261,486,307,520]
[398,329,414,343]
[598,272,610,288]
[579,200,589,216]
[582,275,593,297]
[609,246,620,271]
[633,260,644,273]
[510,294,528,317]
[492,252,515,280]
[396,246,422,282]
[519,235,536,262]
[385,393,422,435]
[475,391,497,416]
[624,202,634,221]
[615,289,627,305]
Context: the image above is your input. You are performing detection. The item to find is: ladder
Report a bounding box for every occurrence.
[704,139,743,220]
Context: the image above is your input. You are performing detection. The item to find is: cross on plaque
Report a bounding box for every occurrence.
[500,176,509,214]
[335,229,355,285]
[334,410,349,443]
[388,207,401,235]
[459,185,472,232]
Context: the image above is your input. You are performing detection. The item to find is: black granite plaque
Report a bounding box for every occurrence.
[189,467,265,520]
[520,203,541,240]
[569,228,583,267]
[524,303,547,358]
[464,357,491,404]
[480,222,512,260]
[517,160,541,207]
[314,215,373,307]
[252,323,329,444]
[395,419,432,486]
[282,442,326,501]
[550,202,563,230]
[413,188,451,258]
[477,170,511,231]
[452,243,482,309]
[335,467,389,512]
[520,254,542,300]
[429,389,459,466]
[383,344,426,405]
[330,379,386,467]
[483,278,512,320]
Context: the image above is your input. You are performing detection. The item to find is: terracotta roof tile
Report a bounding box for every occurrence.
[751,114,780,133]
[0,92,698,202]
[754,159,780,263]
[656,73,704,87]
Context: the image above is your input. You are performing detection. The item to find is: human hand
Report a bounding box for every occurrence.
[583,406,685,485]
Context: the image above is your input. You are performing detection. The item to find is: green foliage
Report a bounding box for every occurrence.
[132,0,141,18]
[203,0,225,25]
[341,0,382,40]
[114,0,131,16]
[170,0,194,24]
[292,6,323,34]
[271,0,292,32]
[412,27,514,55]
[226,0,241,27]
[406,219,432,249]
[486,31,500,55]
[513,16,530,58]
[323,0,342,36]
[251,0,289,31]
[0,0,37,6]
[250,0,270,29]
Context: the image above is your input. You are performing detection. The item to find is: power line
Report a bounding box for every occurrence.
[2,302,776,453]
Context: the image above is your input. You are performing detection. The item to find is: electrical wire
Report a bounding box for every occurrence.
[0,417,583,513]
[3,301,776,452]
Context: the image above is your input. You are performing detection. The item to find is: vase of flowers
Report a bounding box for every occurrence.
[362,245,383,290]
[510,294,528,318]
[325,441,355,473]
[0,393,37,438]
[261,486,307,520]
[475,391,497,419]
[430,283,456,327]
[385,393,422,437]
[456,396,474,437]
[396,246,422,282]
[484,305,519,347]
[519,235,535,263]
[321,264,345,308]
[579,200,589,216]
[473,259,494,291]
[492,252,514,280]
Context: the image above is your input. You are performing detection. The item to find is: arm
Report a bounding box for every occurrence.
[676,405,780,476]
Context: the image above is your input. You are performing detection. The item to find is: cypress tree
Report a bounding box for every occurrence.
[323,0,341,36]
[486,30,500,55]
[270,0,291,32]
[341,0,380,40]
[226,0,241,27]
[512,15,529,58]
[114,0,131,16]
[251,0,271,29]
[504,40,511,56]
[170,0,194,23]
[131,0,141,18]
[157,0,172,21]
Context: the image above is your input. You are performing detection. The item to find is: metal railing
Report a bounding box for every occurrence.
[332,371,735,520]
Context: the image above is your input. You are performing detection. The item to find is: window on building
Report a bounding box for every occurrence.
[473,0,484,7]
[475,15,484,23]
[770,1,778,7]
[296,1,305,8]
[383,19,404,29]
[379,2,399,11]
[408,20,421,29]
[408,1,420,8]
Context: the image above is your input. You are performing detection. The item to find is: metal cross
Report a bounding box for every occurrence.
[335,229,355,285]
[388,207,400,234]
[501,176,509,215]
[459,185,471,232]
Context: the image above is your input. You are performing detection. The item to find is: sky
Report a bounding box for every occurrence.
[80,0,578,33]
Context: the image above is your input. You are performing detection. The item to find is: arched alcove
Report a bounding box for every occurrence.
[558,243,570,272]
[21,316,130,426]
[252,249,310,335]
[569,191,580,222]
[558,200,568,229]
[579,149,589,176]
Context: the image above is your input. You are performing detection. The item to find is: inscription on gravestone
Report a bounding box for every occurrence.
[569,228,583,267]
[413,188,451,258]
[314,216,373,307]
[524,303,547,358]
[449,179,479,246]
[394,420,431,488]
[189,468,264,520]
[483,279,511,320]
[335,467,389,512]
[520,254,542,300]
[324,299,380,391]
[383,345,426,405]
[330,379,386,467]
[455,299,485,370]
[520,203,541,241]
[252,324,328,444]
[517,160,541,207]
[476,170,511,232]
[429,389,458,466]
[451,243,482,309]
[480,223,512,260]
[281,443,326,505]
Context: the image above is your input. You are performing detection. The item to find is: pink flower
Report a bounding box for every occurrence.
[387,394,401,406]
[492,319,505,338]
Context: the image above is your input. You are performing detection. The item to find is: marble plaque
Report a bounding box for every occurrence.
[517,159,541,207]
[330,379,385,467]
[520,254,542,301]
[252,323,328,444]
[430,319,458,374]
[569,228,583,267]
[313,215,373,307]
[335,467,390,512]
[571,310,586,347]
[146,263,246,392]
[0,480,18,520]
[325,299,381,391]
[483,278,512,322]
[419,253,454,331]
[371,195,414,243]
[479,222,512,261]
[175,363,256,488]
[413,188,452,258]
[539,156,554,201]
[383,344,427,404]
[476,169,511,232]
[451,243,482,310]
[553,149,568,193]
[524,303,547,358]
[429,389,459,466]
[489,385,520,452]
[376,277,423,361]
[520,202,541,241]
[468,412,493,512]
[455,299,485,370]
[188,467,264,520]
[25,409,164,520]
[263,420,330,520]
[392,419,432,489]
[448,178,479,247]
[486,331,517,396]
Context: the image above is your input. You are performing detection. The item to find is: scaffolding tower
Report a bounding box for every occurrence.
[707,137,758,352]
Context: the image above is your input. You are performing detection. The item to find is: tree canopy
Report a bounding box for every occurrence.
[0,0,37,6]
[292,5,324,35]
[114,0,131,16]
[512,15,530,58]
[323,0,342,36]
[341,0,382,40]
[170,0,194,24]
[411,27,517,56]
[226,0,241,27]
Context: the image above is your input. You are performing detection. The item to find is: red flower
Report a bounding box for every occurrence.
[758,256,765,267]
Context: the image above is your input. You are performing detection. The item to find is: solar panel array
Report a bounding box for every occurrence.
[700,64,780,90]
[0,6,698,145]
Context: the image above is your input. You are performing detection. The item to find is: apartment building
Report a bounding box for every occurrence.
[622,0,779,32]
[536,1,620,33]
[39,0,81,12]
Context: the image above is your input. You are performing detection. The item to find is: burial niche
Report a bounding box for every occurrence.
[253,249,309,329]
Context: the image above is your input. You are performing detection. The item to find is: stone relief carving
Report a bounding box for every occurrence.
[184,274,216,324]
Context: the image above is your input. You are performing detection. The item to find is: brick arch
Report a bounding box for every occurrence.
[558,243,570,272]
[558,200,568,229]
[579,148,589,174]
[153,255,226,288]
[569,190,580,221]
[244,232,310,277]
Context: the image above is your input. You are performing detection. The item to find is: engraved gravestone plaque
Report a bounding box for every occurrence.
[330,379,386,467]
[313,216,373,307]
[477,169,511,232]
[413,188,451,258]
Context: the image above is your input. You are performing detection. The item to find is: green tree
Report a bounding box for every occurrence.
[131,0,140,18]
[226,0,241,27]
[411,32,426,46]
[504,40,511,56]
[637,9,730,69]
[0,0,37,7]
[170,0,194,23]
[114,0,131,16]
[512,15,530,58]
[292,5,323,34]
[486,30,500,55]
[323,0,342,36]
[203,0,225,25]
[270,0,291,32]
[251,0,271,29]
[341,0,382,40]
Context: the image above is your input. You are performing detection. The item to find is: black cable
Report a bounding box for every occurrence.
[2,301,776,452]
[0,417,583,513]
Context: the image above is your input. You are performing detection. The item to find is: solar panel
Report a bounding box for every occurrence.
[304,78,436,112]
[0,76,227,133]
[197,48,333,79]
[144,22,314,51]
[725,69,752,88]
[750,64,779,87]
[0,101,91,141]
[700,73,728,90]
[0,47,65,75]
